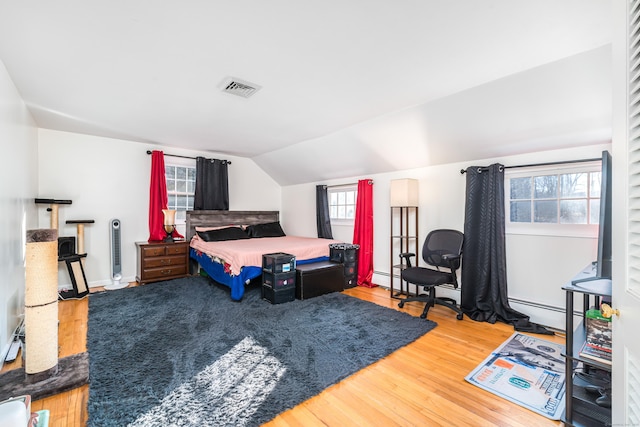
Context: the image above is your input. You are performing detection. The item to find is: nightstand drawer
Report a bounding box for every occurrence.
[141,264,189,281]
[141,244,188,258]
[143,254,187,269]
[141,245,166,258]
[165,244,188,256]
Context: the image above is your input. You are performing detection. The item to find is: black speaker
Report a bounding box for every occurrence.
[58,236,76,260]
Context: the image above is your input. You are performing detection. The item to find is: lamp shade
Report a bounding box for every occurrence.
[162,209,176,225]
[390,178,419,207]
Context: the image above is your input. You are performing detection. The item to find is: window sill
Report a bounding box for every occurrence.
[331,219,355,227]
[506,223,598,239]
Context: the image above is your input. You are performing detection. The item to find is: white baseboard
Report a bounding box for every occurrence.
[58,276,137,291]
[89,276,136,289]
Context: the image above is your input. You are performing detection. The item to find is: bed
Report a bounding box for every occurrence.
[186,210,342,300]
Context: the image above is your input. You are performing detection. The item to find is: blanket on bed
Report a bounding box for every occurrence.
[190,235,341,276]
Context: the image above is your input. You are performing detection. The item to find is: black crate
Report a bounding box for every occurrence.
[262,284,295,304]
[262,252,296,274]
[329,244,359,263]
[329,244,359,288]
[263,271,296,289]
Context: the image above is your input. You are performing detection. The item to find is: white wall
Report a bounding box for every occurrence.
[0,59,38,359]
[37,129,281,288]
[281,143,611,330]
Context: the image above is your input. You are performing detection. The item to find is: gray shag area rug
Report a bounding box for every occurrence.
[87,276,437,426]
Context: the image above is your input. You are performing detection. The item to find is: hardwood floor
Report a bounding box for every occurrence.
[2,284,565,427]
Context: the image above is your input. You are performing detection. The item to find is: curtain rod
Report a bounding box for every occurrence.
[326,180,373,189]
[146,150,232,164]
[459,157,600,174]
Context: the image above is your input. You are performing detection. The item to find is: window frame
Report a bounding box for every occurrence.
[505,161,602,238]
[165,159,196,226]
[328,184,358,225]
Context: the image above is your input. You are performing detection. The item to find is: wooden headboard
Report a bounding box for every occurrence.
[185,210,280,241]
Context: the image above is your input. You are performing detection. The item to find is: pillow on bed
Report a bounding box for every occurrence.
[197,226,250,242]
[196,225,245,232]
[246,222,286,238]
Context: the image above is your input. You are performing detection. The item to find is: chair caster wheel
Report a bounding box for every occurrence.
[398,301,404,308]
[419,313,427,319]
[456,313,463,320]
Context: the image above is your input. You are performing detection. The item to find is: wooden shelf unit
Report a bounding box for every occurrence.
[389,206,419,299]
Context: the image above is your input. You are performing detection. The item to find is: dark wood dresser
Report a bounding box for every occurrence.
[135,240,190,284]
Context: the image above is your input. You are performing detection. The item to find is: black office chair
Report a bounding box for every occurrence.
[397,229,464,320]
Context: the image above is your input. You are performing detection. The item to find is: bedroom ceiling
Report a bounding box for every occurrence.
[0,1,613,185]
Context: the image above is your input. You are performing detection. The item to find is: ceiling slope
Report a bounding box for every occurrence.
[255,46,612,185]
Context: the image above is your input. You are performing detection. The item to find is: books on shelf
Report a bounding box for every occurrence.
[579,309,612,365]
[585,309,612,352]
[579,341,612,365]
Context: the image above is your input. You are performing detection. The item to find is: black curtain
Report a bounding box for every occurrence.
[461,163,552,335]
[194,157,229,210]
[316,185,333,239]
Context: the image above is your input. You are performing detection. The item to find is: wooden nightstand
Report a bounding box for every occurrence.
[135,241,190,285]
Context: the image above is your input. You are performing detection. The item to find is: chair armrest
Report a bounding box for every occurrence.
[441,253,461,288]
[399,252,415,268]
[441,253,461,269]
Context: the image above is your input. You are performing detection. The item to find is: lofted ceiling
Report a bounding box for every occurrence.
[0,1,613,185]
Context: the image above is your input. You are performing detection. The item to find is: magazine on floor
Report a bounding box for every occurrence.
[465,332,566,420]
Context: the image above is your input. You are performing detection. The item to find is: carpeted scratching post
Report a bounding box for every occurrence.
[0,229,89,402]
[25,229,59,380]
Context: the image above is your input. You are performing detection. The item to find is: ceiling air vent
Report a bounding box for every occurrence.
[220,77,262,98]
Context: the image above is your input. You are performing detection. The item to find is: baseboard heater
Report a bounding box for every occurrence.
[507,297,564,314]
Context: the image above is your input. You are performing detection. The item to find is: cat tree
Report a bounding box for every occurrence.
[0,200,91,401]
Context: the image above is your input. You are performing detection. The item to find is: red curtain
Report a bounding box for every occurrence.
[148,150,183,242]
[353,179,376,287]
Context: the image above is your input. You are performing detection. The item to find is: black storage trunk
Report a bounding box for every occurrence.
[261,285,295,304]
[262,252,296,274]
[295,261,344,300]
[329,243,359,288]
[263,271,296,289]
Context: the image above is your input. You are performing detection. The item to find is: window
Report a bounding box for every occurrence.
[328,185,357,223]
[506,161,601,237]
[165,164,195,223]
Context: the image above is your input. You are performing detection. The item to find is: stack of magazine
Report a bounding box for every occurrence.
[579,309,612,365]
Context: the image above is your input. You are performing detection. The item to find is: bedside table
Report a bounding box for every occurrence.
[135,241,190,285]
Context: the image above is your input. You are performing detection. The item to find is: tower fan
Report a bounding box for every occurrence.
[105,219,128,290]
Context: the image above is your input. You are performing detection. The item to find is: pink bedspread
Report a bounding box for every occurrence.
[190,235,342,276]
